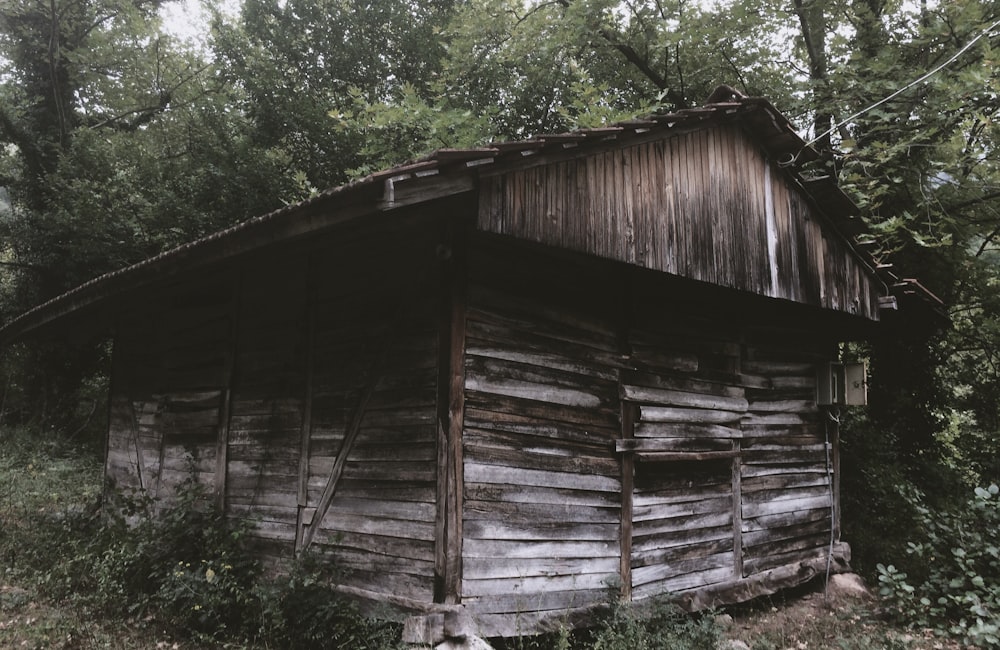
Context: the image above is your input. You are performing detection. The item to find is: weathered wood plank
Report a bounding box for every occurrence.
[462,538,618,559]
[631,551,733,588]
[463,588,605,615]
[463,519,620,542]
[464,499,619,524]
[462,572,616,597]
[622,385,748,411]
[464,462,620,492]
[463,556,619,581]
[639,406,744,424]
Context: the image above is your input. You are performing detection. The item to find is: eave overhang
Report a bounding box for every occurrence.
[0,91,945,346]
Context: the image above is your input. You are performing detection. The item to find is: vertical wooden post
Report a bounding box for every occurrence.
[102,333,119,507]
[214,269,243,512]
[435,219,467,604]
[831,416,841,540]
[733,335,746,578]
[619,400,636,601]
[731,439,744,579]
[617,270,635,601]
[295,262,318,553]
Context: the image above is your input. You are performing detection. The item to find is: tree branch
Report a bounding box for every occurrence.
[555,0,688,108]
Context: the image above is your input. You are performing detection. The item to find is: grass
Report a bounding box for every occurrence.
[0,427,975,649]
[0,427,194,648]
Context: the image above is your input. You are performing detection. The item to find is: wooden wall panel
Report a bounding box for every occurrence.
[224,252,309,559]
[107,269,236,506]
[478,124,883,321]
[741,338,834,576]
[302,233,442,606]
[461,251,623,636]
[621,317,837,605]
[624,325,743,600]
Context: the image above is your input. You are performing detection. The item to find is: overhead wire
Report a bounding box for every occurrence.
[803,15,1000,150]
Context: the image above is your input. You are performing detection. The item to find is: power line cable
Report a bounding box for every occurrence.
[805,16,1000,148]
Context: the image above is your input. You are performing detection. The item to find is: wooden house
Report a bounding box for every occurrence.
[0,91,941,640]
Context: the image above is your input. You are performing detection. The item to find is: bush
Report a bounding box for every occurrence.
[876,484,1000,647]
[590,598,721,650]
[1,431,401,648]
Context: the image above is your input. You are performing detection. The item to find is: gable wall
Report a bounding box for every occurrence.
[477,123,880,320]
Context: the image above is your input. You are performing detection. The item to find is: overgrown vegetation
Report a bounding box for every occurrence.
[0,427,404,649]
[0,428,980,649]
[877,485,1000,647]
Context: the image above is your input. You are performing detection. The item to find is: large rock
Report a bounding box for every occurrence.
[825,573,872,602]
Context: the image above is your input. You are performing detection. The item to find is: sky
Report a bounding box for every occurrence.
[160,0,238,46]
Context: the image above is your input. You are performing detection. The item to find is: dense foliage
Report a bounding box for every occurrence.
[0,0,999,644]
[876,485,1000,647]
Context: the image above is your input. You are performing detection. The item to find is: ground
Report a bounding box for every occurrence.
[723,575,969,650]
[0,576,973,649]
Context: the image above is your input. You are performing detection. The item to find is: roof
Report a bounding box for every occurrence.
[0,89,944,345]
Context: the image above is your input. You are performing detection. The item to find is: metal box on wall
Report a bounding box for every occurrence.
[817,362,868,406]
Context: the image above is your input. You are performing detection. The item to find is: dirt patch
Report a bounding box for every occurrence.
[721,575,970,650]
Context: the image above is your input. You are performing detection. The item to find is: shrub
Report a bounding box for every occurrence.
[590,597,722,650]
[876,484,1000,647]
[255,552,403,649]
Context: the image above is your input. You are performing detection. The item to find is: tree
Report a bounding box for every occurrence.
[210,0,457,188]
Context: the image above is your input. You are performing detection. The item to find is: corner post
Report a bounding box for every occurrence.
[435,218,468,605]
[214,269,243,512]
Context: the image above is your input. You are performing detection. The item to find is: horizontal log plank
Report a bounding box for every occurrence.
[465,482,618,508]
[635,450,739,462]
[464,407,618,442]
[622,385,748,411]
[465,374,605,409]
[742,508,830,532]
[462,538,618,559]
[632,495,734,522]
[462,571,617,597]
[631,525,734,553]
[463,556,620,581]
[318,511,436,541]
[742,494,831,518]
[312,530,435,562]
[632,566,733,598]
[634,511,732,537]
[630,537,734,568]
[463,588,605,615]
[466,343,620,382]
[620,369,745,399]
[463,519,620,542]
[464,499,619,524]
[464,462,620,492]
[638,406,744,424]
[631,551,733,588]
[634,422,741,439]
[616,437,734,452]
[465,441,619,475]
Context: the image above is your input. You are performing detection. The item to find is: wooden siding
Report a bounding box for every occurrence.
[223,252,308,559]
[106,216,847,638]
[107,270,236,504]
[624,323,746,601]
[622,324,836,603]
[107,220,448,604]
[461,249,624,637]
[462,239,840,634]
[741,337,835,577]
[301,232,441,605]
[477,124,881,320]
